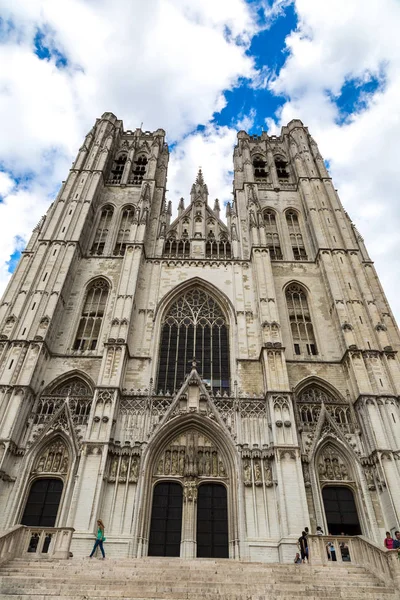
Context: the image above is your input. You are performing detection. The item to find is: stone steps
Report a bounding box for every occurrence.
[0,558,398,600]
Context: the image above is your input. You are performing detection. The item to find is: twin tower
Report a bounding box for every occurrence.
[0,112,398,561]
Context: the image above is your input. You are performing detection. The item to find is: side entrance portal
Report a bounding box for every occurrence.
[197,483,229,558]
[21,478,63,527]
[322,486,361,535]
[148,482,183,557]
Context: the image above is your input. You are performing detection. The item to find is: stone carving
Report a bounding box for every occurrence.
[317,445,350,481]
[183,479,198,502]
[243,459,252,486]
[243,457,273,487]
[154,430,226,479]
[34,438,69,475]
[108,451,141,483]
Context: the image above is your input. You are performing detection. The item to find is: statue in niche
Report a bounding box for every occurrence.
[119,457,129,481]
[171,450,178,475]
[212,452,218,477]
[52,453,62,472]
[185,444,196,476]
[325,458,334,479]
[204,451,211,476]
[184,479,197,502]
[365,467,375,490]
[318,461,326,479]
[340,464,349,480]
[264,460,273,487]
[254,459,262,485]
[219,460,226,477]
[197,451,204,476]
[45,452,54,472]
[243,459,252,486]
[332,458,341,480]
[164,450,171,475]
[156,457,164,475]
[61,456,68,473]
[109,456,118,480]
[37,456,46,472]
[179,450,185,475]
[130,457,139,481]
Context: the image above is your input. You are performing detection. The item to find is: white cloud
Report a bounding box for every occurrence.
[267,0,400,323]
[0,0,259,293]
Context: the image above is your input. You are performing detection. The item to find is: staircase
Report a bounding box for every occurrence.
[0,557,399,600]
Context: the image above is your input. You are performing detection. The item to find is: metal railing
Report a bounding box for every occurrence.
[0,526,74,565]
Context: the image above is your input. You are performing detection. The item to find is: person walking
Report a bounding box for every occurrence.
[384,531,394,549]
[89,519,106,558]
[298,531,309,563]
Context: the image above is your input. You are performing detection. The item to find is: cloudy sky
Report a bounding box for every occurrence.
[0,0,399,321]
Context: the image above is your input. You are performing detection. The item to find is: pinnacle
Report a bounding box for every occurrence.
[195,167,205,186]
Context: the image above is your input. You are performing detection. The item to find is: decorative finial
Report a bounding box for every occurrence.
[195,168,204,186]
[190,357,198,369]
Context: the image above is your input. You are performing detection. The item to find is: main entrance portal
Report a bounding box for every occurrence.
[148,482,183,557]
[197,483,228,558]
[21,478,63,527]
[322,486,361,535]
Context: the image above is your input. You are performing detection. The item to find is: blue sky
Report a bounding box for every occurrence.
[0,0,400,322]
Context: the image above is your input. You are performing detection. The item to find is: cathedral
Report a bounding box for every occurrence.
[0,112,399,562]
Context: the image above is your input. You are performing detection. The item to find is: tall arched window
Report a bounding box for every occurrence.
[113,205,135,256]
[205,234,231,259]
[129,154,148,185]
[252,155,268,180]
[286,283,317,356]
[91,205,114,256]
[35,378,93,425]
[157,289,230,394]
[109,153,127,184]
[264,210,282,260]
[286,210,307,260]
[73,279,109,351]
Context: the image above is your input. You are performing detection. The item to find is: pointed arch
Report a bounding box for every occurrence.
[155,285,231,395]
[73,278,110,352]
[135,413,240,558]
[37,371,94,425]
[284,281,318,357]
[285,208,308,260]
[91,204,115,255]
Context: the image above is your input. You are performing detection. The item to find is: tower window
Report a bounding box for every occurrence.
[252,155,268,180]
[286,283,318,356]
[264,210,283,260]
[129,155,148,185]
[286,210,308,260]
[157,288,230,395]
[205,235,231,259]
[73,279,109,352]
[275,157,289,179]
[91,205,114,256]
[109,153,127,184]
[113,206,135,256]
[163,237,190,258]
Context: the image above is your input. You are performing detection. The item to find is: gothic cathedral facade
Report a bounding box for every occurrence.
[0,113,399,561]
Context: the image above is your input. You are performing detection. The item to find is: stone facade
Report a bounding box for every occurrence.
[0,113,399,561]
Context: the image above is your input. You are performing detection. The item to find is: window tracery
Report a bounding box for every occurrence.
[33,438,69,474]
[35,378,93,425]
[157,289,230,394]
[91,205,114,256]
[286,284,317,356]
[205,234,231,259]
[275,156,289,179]
[163,237,190,258]
[113,206,135,256]
[264,210,283,260]
[296,385,354,432]
[73,279,109,352]
[286,210,307,260]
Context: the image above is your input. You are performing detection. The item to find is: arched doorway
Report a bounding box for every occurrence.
[21,478,63,527]
[197,483,228,558]
[322,486,361,535]
[148,482,183,557]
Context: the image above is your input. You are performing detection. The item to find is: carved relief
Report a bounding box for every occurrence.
[33,438,69,475]
[153,430,227,479]
[107,450,141,483]
[317,445,350,482]
[243,457,273,487]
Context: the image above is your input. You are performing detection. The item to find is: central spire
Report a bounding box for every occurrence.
[191,168,208,202]
[195,167,205,185]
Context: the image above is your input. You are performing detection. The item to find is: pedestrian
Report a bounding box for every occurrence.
[393,531,400,549]
[316,526,323,535]
[327,540,336,561]
[294,552,302,564]
[89,519,106,558]
[298,530,309,563]
[384,531,394,549]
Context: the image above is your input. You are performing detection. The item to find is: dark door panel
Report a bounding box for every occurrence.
[21,479,63,527]
[148,482,183,557]
[197,483,228,558]
[322,486,361,536]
